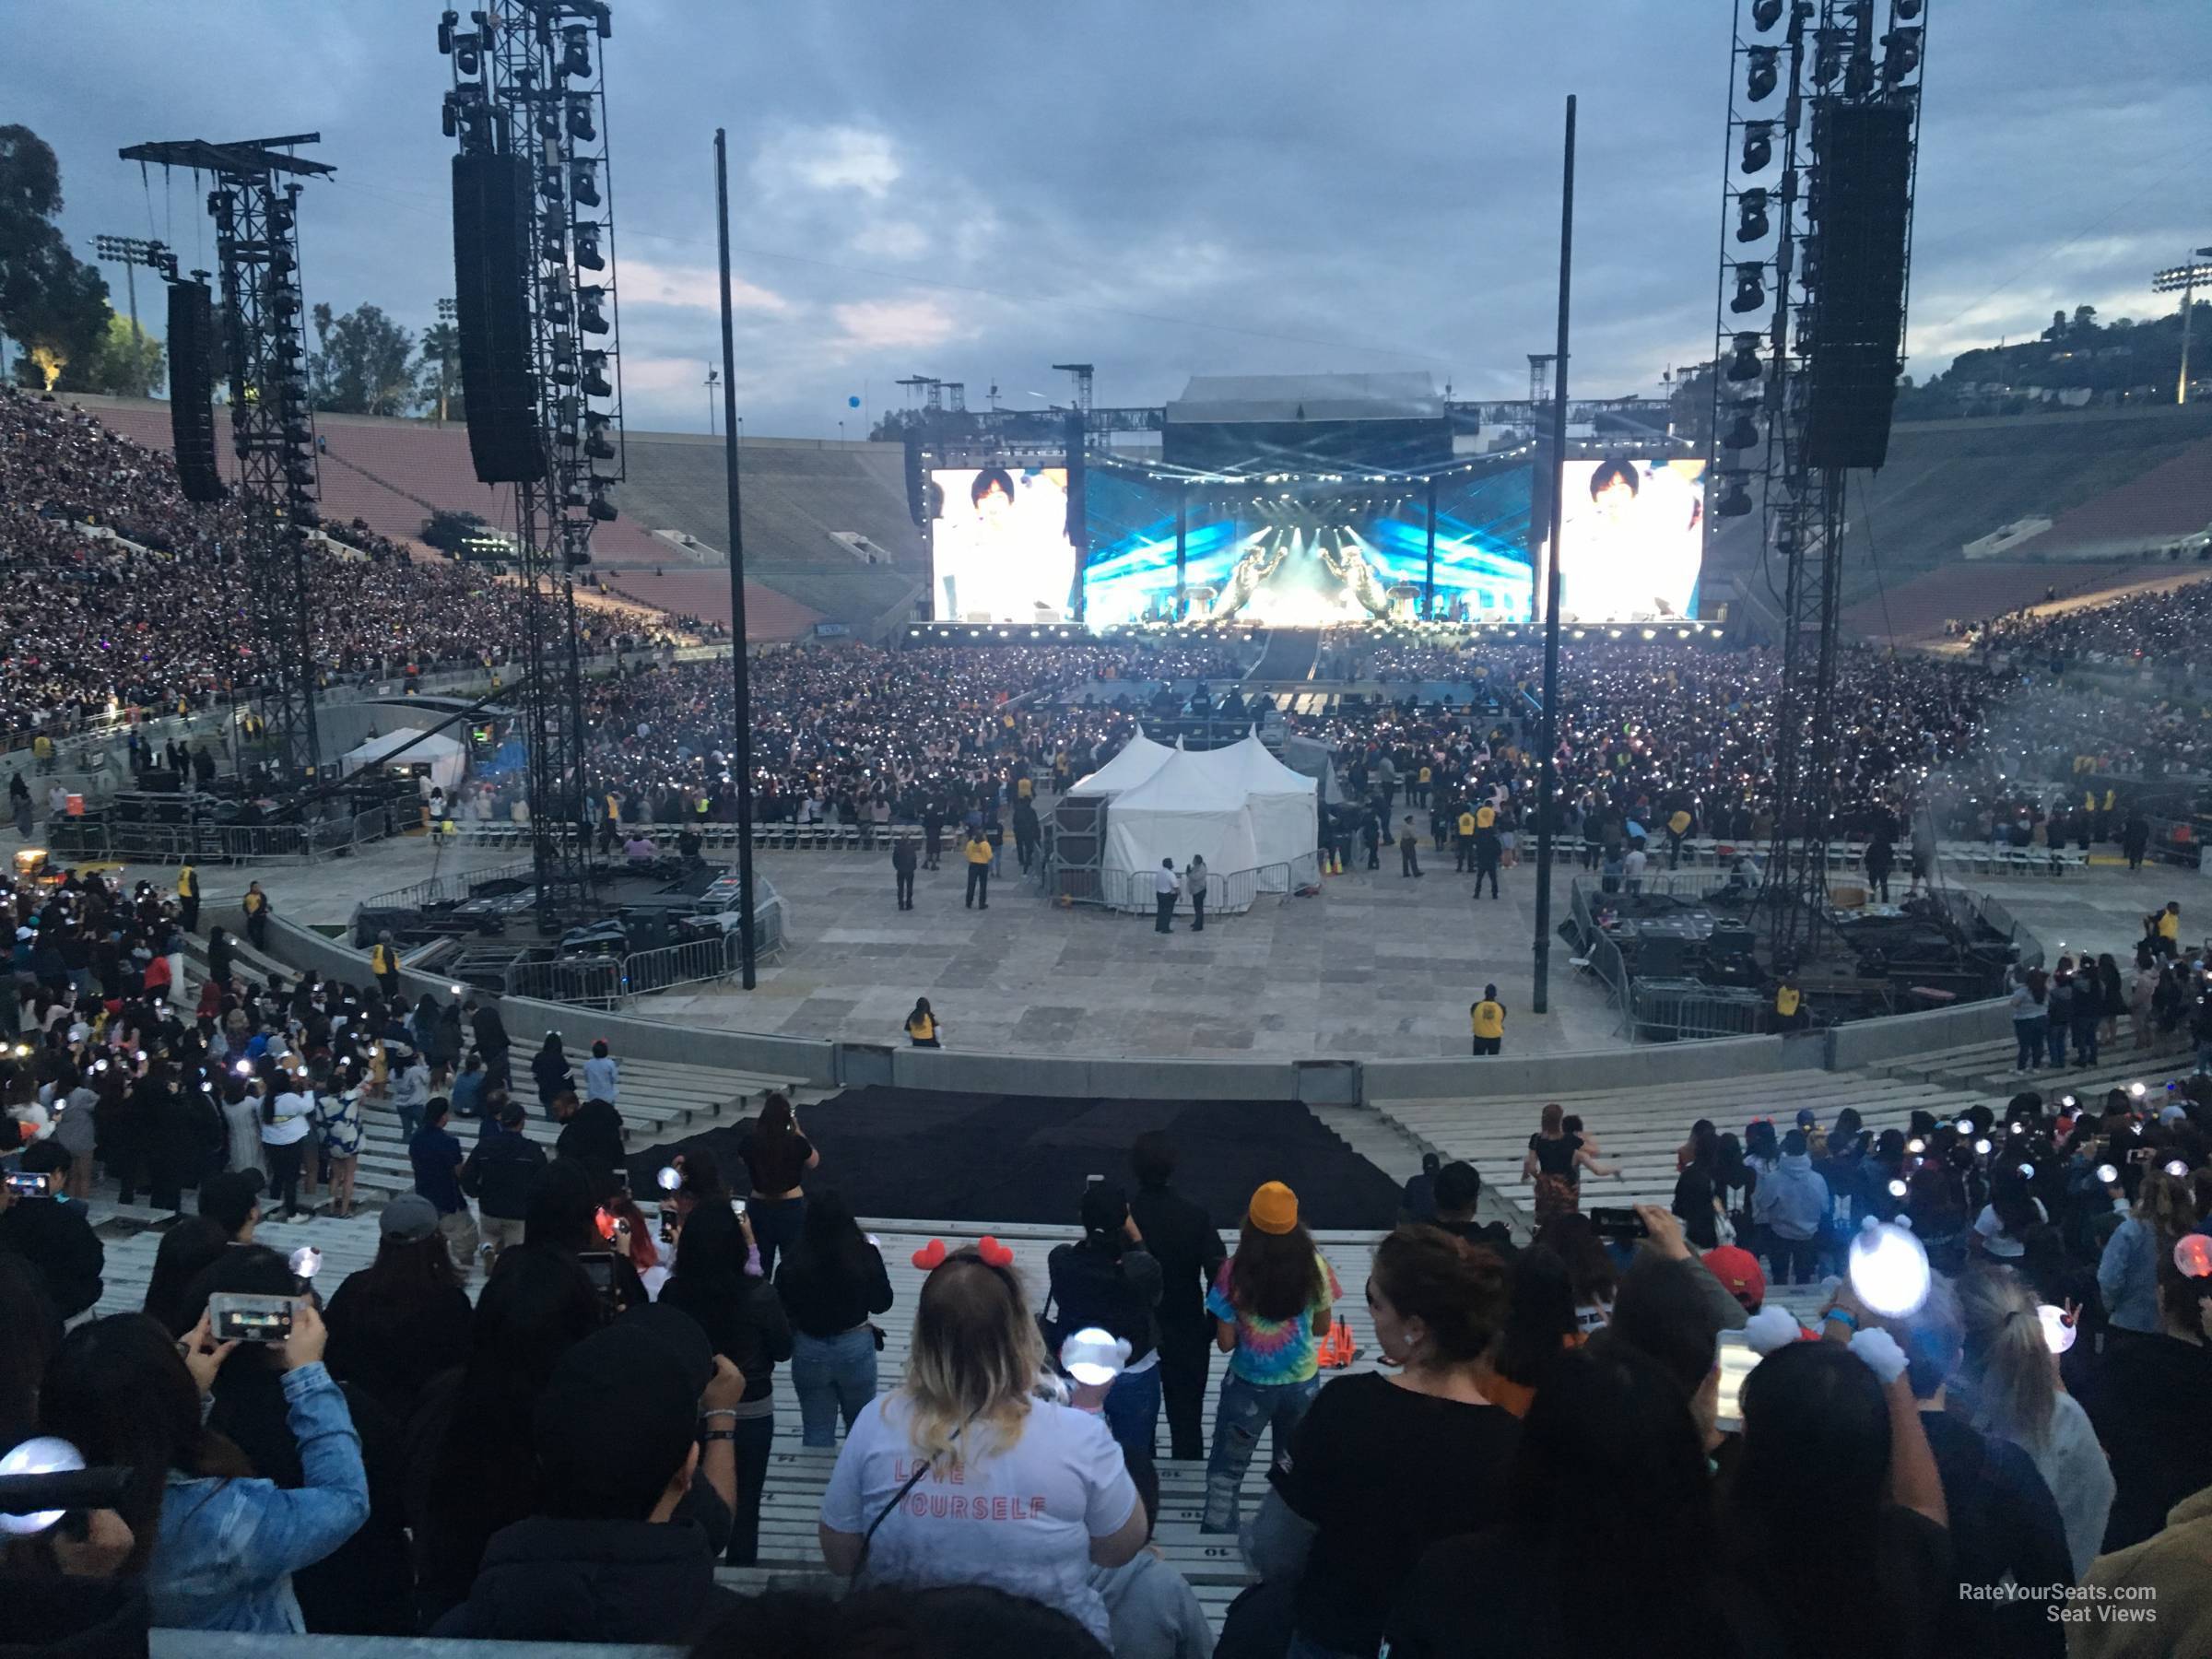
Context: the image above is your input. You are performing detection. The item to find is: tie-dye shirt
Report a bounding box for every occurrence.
[1206,1253,1342,1385]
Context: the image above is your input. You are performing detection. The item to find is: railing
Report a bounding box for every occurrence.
[1626,977,1768,1042]
[361,858,536,913]
[498,912,788,1008]
[1083,853,1317,917]
[43,807,395,865]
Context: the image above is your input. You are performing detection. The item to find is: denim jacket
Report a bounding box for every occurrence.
[147,1361,371,1632]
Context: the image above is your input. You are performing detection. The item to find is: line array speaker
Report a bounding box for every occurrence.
[167,281,225,503]
[1804,101,1914,470]
[451,151,540,485]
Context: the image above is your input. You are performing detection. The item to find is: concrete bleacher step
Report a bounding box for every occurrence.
[1873,1037,2192,1100]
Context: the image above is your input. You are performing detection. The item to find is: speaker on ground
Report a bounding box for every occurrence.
[451,151,540,485]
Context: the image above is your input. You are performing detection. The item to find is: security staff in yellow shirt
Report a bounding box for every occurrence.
[1773,974,1807,1032]
[1454,806,1479,872]
[176,863,200,934]
[1666,807,1693,869]
[962,830,994,910]
[2158,900,2182,958]
[370,932,401,997]
[1470,985,1506,1056]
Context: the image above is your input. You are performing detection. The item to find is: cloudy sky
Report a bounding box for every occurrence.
[16,1,2203,438]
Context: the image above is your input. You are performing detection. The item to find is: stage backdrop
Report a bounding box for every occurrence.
[927,465,1078,622]
[1084,462,1534,626]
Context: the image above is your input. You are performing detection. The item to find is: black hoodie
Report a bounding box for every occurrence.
[429,1516,737,1643]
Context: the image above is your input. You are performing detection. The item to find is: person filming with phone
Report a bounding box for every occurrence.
[36,1297,367,1633]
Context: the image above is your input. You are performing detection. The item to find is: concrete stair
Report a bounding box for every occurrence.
[1869,1032,2194,1102]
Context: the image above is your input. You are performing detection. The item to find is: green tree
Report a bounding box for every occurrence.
[309,301,418,416]
[83,308,166,396]
[416,320,463,422]
[0,124,112,389]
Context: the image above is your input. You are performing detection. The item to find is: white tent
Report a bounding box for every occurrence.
[1069,727,1175,798]
[1100,737,1319,912]
[340,728,467,794]
[1213,732,1323,892]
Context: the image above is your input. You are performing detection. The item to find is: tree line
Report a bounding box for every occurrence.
[0,124,461,420]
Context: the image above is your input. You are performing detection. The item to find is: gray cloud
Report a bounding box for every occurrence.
[17,0,2201,437]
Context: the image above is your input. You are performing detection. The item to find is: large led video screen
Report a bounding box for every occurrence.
[1548,458,1706,621]
[1082,463,1533,626]
[928,465,1077,622]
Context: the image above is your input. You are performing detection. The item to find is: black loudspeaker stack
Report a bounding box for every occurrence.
[451,151,540,485]
[167,280,225,503]
[1804,102,1914,470]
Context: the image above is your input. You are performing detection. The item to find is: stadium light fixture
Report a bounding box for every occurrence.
[1730,263,1767,313]
[1881,27,1922,81]
[1725,333,1763,381]
[1745,47,1778,102]
[1750,0,1783,29]
[1739,122,1773,174]
[1735,189,1770,243]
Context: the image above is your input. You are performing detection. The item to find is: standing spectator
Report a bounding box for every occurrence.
[467,997,512,1091]
[892,832,918,911]
[323,1195,476,1427]
[963,828,994,909]
[2010,967,2050,1071]
[462,1097,547,1271]
[2098,1169,2193,1336]
[1257,1225,1518,1659]
[1472,815,1501,899]
[1399,817,1423,878]
[408,1098,477,1283]
[1048,1179,1164,1464]
[741,1093,818,1281]
[1952,1266,2115,1580]
[1185,853,1208,931]
[775,1188,893,1447]
[242,880,272,951]
[260,1068,316,1222]
[661,1199,792,1567]
[318,1073,363,1220]
[551,1090,626,1186]
[1384,1344,1727,1659]
[1200,1182,1341,1534]
[582,1038,619,1108]
[530,1032,574,1118]
[1470,985,1506,1056]
[1521,1102,1617,1223]
[386,1043,430,1145]
[0,1141,104,1319]
[1152,858,1180,934]
[41,1305,368,1635]
[369,933,400,1000]
[1751,1128,1830,1287]
[1129,1131,1225,1463]
[816,1246,1147,1647]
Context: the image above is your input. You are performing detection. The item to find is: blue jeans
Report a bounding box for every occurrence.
[395,1101,423,1144]
[2047,1019,2068,1068]
[792,1326,877,1447]
[1100,1361,1162,1467]
[1202,1371,1318,1533]
[2072,1020,2100,1067]
[2015,1018,2045,1069]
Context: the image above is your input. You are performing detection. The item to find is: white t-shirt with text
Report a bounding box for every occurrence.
[821,1392,1139,1645]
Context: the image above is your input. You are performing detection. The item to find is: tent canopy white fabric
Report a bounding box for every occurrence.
[341,728,466,793]
[1069,727,1174,798]
[1100,734,1319,909]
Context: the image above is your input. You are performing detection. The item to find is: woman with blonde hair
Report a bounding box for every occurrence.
[818,1244,1146,1647]
[1952,1266,2114,1578]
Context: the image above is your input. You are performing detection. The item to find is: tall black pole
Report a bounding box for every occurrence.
[714,129,757,990]
[1532,94,1575,1017]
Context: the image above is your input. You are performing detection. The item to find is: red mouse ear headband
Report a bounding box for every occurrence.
[911,1237,1016,1271]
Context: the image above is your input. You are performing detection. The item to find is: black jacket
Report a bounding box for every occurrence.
[0,1198,104,1320]
[555,1099,626,1178]
[1047,1240,1162,1364]
[428,1516,737,1643]
[471,1005,511,1058]
[1128,1182,1224,1335]
[463,1124,549,1219]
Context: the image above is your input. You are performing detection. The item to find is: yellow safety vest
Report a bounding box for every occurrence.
[1777,986,1802,1018]
[1669,811,1691,835]
[177,865,197,898]
[1458,813,1477,838]
[1476,806,1496,829]
[965,839,994,865]
[1472,1001,1505,1040]
[371,944,396,974]
[2160,912,2180,941]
